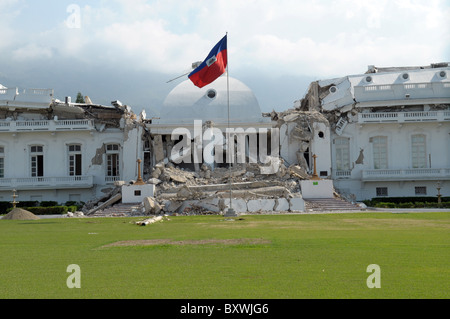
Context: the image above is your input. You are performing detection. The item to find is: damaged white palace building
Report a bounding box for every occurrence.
[1,62,449,214]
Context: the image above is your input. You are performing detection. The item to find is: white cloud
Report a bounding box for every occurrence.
[1,0,449,83]
[12,43,53,60]
[0,0,22,50]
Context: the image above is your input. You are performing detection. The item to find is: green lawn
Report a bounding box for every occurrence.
[0,212,448,299]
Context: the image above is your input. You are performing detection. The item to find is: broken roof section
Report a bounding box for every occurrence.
[0,83,138,128]
[0,85,54,110]
[298,63,450,112]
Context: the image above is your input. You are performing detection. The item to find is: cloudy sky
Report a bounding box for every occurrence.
[0,0,449,115]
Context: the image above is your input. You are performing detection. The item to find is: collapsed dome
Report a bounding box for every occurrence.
[156,75,267,125]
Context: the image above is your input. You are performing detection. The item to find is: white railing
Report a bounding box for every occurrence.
[358,110,450,123]
[22,88,52,96]
[334,170,352,178]
[0,119,94,132]
[105,176,121,183]
[354,82,450,101]
[0,88,19,100]
[0,88,53,105]
[0,175,94,190]
[335,117,348,135]
[362,168,450,181]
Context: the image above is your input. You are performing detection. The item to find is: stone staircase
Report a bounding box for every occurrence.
[90,203,142,217]
[304,197,363,212]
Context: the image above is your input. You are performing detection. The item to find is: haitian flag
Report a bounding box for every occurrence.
[189,35,228,88]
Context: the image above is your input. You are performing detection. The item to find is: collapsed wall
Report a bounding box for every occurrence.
[149,161,306,214]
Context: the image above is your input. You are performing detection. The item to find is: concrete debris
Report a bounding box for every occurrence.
[135,215,164,226]
[81,105,339,217]
[67,211,85,218]
[288,164,309,180]
[86,192,122,216]
[83,136,319,216]
[143,196,162,215]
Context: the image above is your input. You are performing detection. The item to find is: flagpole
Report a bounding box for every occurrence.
[225,32,236,217]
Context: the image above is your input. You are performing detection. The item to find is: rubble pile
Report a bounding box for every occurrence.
[81,157,310,216]
[144,157,308,215]
[81,109,333,217]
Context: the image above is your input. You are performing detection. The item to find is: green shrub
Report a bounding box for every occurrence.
[17,201,40,208]
[40,201,59,207]
[65,201,85,211]
[6,206,69,215]
[67,206,78,213]
[375,202,396,208]
[369,197,450,204]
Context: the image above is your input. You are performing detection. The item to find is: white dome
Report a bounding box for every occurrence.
[156,74,266,125]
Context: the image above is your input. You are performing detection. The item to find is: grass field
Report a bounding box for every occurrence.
[0,212,448,299]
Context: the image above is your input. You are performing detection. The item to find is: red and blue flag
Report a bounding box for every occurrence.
[189,35,228,88]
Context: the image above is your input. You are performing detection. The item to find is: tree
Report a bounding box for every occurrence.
[76,92,85,103]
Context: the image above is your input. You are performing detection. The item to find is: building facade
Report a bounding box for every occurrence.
[0,85,144,204]
[297,63,450,201]
[1,62,448,207]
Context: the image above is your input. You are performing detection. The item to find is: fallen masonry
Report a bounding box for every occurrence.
[78,103,367,217]
[79,154,363,217]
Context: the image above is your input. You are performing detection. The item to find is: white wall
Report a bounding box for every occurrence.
[0,124,144,203]
[332,120,450,200]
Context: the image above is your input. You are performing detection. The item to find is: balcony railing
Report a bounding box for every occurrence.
[354,82,450,101]
[0,176,94,190]
[105,176,121,184]
[358,110,450,124]
[0,119,94,132]
[0,88,53,105]
[362,168,450,181]
[333,170,352,179]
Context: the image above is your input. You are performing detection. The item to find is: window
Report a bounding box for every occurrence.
[335,138,350,170]
[68,144,82,176]
[206,89,217,99]
[0,147,4,178]
[106,143,120,177]
[415,186,427,195]
[376,187,388,197]
[30,145,44,177]
[372,136,388,169]
[411,135,427,168]
[106,144,119,152]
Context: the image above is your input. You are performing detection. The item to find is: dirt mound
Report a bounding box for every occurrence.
[2,208,40,220]
[101,238,271,248]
